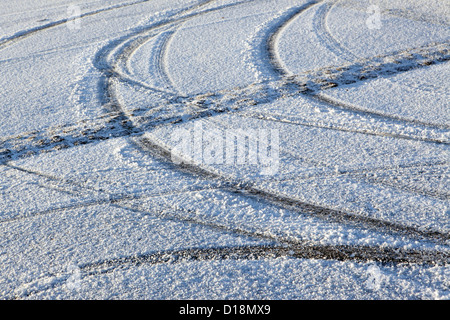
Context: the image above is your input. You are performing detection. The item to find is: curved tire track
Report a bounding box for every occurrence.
[111,26,179,95]
[2,0,448,246]
[12,243,450,299]
[266,0,450,130]
[2,12,448,163]
[1,1,449,284]
[312,0,357,62]
[138,137,450,244]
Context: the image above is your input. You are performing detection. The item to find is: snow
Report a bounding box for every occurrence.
[0,0,449,299]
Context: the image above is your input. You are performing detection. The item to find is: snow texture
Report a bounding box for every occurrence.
[0,0,449,299]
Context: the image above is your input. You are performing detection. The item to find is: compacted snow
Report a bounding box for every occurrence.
[0,0,449,299]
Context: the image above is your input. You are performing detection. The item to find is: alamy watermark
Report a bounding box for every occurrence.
[67,4,82,30]
[364,264,388,291]
[66,263,82,291]
[366,5,382,30]
[170,122,280,175]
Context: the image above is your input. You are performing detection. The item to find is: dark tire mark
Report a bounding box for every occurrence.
[78,244,450,280]
[264,0,450,130]
[2,38,448,163]
[12,242,450,299]
[2,1,449,289]
[0,110,140,164]
[138,137,450,244]
[265,1,321,78]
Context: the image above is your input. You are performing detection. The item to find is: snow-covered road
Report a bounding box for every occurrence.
[0,0,449,299]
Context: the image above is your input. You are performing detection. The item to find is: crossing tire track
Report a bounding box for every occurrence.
[138,137,450,244]
[2,1,449,287]
[2,31,448,162]
[11,242,450,299]
[264,0,450,130]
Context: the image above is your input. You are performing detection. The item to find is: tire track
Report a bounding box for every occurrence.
[91,0,253,116]
[2,29,448,163]
[0,162,223,224]
[268,160,449,182]
[2,0,449,270]
[0,70,447,163]
[80,243,450,271]
[7,150,449,267]
[146,29,177,91]
[244,1,321,81]
[12,242,450,299]
[312,0,357,62]
[108,0,253,93]
[310,0,450,128]
[237,110,449,145]
[5,137,449,298]
[0,186,219,225]
[138,137,450,244]
[313,92,450,131]
[8,245,279,299]
[0,0,154,51]
[3,151,449,299]
[201,113,449,202]
[291,42,449,129]
[201,116,449,204]
[266,3,321,78]
[354,174,450,201]
[265,161,450,201]
[6,168,450,299]
[111,26,179,95]
[114,192,450,265]
[265,0,450,130]
[0,0,254,164]
[328,1,450,27]
[128,36,450,136]
[0,110,139,163]
[3,38,448,163]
